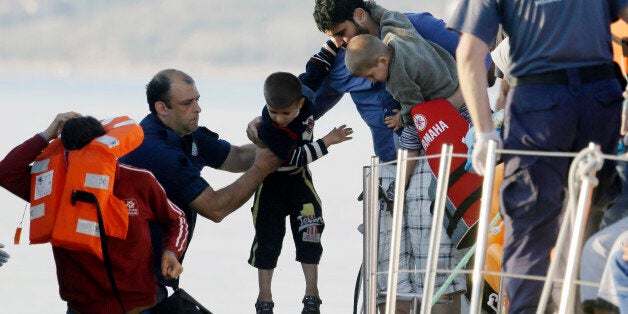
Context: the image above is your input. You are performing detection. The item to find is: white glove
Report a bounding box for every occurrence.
[621,99,628,135]
[0,243,10,267]
[472,131,503,176]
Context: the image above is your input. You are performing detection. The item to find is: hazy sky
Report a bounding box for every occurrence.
[0,1,472,313]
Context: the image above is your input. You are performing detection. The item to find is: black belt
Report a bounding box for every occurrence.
[510,64,617,86]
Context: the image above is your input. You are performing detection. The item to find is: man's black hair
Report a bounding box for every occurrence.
[61,116,106,150]
[146,69,195,114]
[313,0,368,33]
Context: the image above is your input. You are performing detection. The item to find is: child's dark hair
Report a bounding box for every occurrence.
[263,72,302,108]
[313,0,368,33]
[61,116,106,150]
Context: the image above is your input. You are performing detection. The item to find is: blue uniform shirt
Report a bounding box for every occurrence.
[448,0,628,77]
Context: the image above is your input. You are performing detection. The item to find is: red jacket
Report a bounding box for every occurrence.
[0,134,189,313]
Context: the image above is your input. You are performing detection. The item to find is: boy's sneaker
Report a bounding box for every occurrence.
[301,295,322,314]
[255,300,274,314]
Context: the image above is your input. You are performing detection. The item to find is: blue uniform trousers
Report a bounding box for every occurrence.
[501,69,622,313]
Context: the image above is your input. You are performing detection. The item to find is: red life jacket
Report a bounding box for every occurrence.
[29,116,144,260]
[411,99,483,249]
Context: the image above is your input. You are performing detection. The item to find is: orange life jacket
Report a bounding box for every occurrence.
[29,116,144,260]
[483,163,505,293]
[29,140,68,244]
[611,20,628,78]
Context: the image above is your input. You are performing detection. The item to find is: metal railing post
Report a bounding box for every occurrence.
[470,140,499,313]
[366,158,380,314]
[421,144,453,314]
[558,144,601,313]
[362,166,372,314]
[384,149,408,314]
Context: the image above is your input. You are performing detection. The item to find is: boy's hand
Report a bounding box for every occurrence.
[384,109,402,132]
[161,251,183,280]
[322,125,353,147]
[43,111,82,141]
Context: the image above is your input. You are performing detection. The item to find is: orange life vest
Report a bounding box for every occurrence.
[483,163,505,293]
[611,20,628,78]
[29,116,144,260]
[29,140,68,244]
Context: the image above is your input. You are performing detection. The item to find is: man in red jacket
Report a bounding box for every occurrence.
[0,112,189,314]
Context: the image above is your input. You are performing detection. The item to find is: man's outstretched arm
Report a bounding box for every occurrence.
[190,147,281,222]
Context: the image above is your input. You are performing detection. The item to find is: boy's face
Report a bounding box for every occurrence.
[360,57,389,82]
[266,98,305,127]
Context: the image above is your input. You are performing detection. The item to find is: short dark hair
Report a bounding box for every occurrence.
[146,69,195,114]
[263,72,302,108]
[345,34,389,75]
[313,0,368,33]
[61,116,106,150]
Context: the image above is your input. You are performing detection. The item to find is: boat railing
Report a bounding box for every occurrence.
[361,141,628,314]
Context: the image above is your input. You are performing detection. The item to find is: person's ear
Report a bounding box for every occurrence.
[155,101,169,116]
[353,8,367,23]
[297,97,305,110]
[379,55,389,66]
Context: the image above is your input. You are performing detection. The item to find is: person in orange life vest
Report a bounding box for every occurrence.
[0,112,189,314]
[119,69,283,301]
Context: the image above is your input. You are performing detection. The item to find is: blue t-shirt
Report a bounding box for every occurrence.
[309,12,490,162]
[448,0,628,77]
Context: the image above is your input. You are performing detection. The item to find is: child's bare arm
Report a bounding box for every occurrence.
[322,125,353,148]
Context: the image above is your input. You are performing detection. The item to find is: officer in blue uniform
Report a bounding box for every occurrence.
[449,1,628,312]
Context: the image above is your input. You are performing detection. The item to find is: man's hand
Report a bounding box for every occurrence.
[384,109,402,132]
[472,131,502,176]
[253,147,282,174]
[42,112,82,141]
[322,125,353,147]
[246,116,265,147]
[161,251,183,280]
[0,243,10,267]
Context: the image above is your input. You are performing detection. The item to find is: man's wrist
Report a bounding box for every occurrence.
[476,130,500,142]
